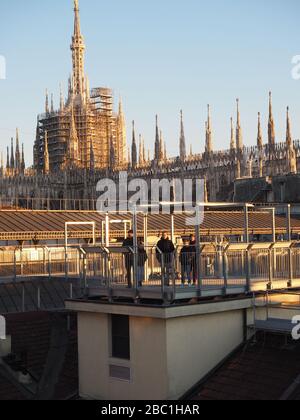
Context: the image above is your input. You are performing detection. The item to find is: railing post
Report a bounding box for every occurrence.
[37,287,41,310]
[195,206,202,296]
[223,249,228,293]
[83,253,87,293]
[267,247,273,290]
[161,252,165,299]
[13,249,17,282]
[171,214,175,245]
[48,248,52,280]
[271,208,276,243]
[244,204,249,243]
[245,247,251,293]
[105,212,110,248]
[65,247,69,280]
[288,246,293,288]
[132,207,138,295]
[286,204,292,242]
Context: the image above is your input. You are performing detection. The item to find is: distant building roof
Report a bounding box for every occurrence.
[0,311,78,400]
[188,332,300,400]
[0,210,299,242]
[0,279,82,314]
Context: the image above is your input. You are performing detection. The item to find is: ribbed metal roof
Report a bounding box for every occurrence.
[0,210,298,241]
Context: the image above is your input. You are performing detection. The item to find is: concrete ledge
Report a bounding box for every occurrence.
[65,297,252,319]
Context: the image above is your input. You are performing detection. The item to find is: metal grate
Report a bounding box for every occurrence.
[109,365,131,382]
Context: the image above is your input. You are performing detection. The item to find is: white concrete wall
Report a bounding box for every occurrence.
[165,310,244,400]
[77,305,246,400]
[78,313,169,400]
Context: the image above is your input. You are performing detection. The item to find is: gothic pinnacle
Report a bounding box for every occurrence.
[236,98,243,150]
[230,117,235,151]
[179,110,186,161]
[268,91,276,146]
[286,106,292,147]
[257,112,263,149]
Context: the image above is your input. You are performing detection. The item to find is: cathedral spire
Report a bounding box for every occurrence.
[236,99,243,150]
[51,94,54,113]
[70,0,86,98]
[154,115,160,161]
[257,112,263,149]
[131,121,137,168]
[142,137,146,164]
[230,117,235,151]
[179,110,186,160]
[268,91,276,146]
[21,143,25,174]
[15,128,20,173]
[45,89,49,114]
[286,106,292,147]
[205,105,213,153]
[6,146,9,172]
[44,131,50,175]
[10,138,14,170]
[118,98,127,165]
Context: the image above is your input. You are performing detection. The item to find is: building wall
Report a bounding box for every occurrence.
[165,310,244,400]
[76,303,246,400]
[77,312,169,400]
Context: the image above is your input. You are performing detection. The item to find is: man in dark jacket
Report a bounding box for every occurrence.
[189,234,198,286]
[123,230,134,288]
[180,239,192,286]
[137,240,148,287]
[156,232,175,286]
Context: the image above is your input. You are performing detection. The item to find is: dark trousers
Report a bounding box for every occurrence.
[125,264,133,288]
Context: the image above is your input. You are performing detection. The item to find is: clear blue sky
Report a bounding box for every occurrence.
[0,0,299,165]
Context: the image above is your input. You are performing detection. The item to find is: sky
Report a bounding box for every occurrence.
[0,0,299,165]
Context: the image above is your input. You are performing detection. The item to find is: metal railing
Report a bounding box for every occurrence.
[1,242,300,300]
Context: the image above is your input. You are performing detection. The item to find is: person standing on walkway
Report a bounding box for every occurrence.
[180,239,192,286]
[156,232,175,286]
[123,230,134,288]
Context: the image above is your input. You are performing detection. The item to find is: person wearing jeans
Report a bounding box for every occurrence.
[180,240,192,286]
[137,241,148,287]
